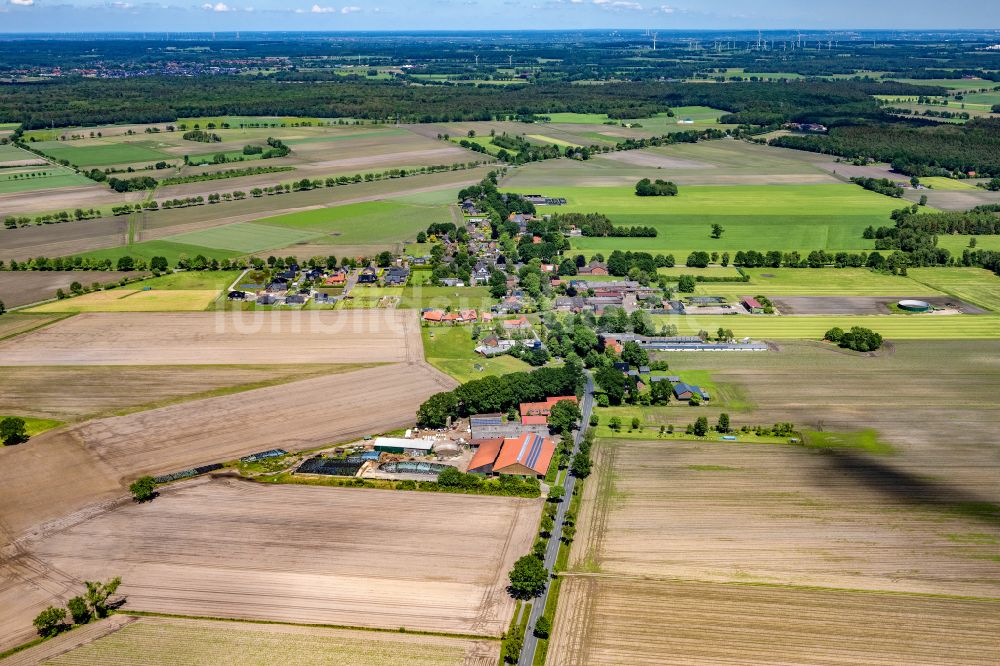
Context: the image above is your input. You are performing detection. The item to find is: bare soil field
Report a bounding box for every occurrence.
[0,361,453,547]
[597,150,714,169]
[574,439,999,596]
[666,340,1000,498]
[0,309,424,365]
[57,361,454,478]
[550,577,1000,666]
[1,478,538,651]
[0,218,128,263]
[0,183,123,217]
[770,295,988,315]
[0,271,144,308]
[0,363,366,421]
[12,615,499,666]
[904,187,1000,211]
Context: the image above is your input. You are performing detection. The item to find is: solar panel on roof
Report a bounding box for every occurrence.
[524,434,544,469]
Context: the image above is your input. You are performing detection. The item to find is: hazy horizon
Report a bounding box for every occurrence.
[0,1,998,34]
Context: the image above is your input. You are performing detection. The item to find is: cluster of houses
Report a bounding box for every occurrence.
[474,315,542,356]
[228,263,329,306]
[601,332,768,353]
[422,308,488,324]
[555,279,659,314]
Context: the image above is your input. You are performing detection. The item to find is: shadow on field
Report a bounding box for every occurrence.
[815,449,1000,527]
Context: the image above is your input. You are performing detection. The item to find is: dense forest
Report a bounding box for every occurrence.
[0,77,940,129]
[771,118,1000,177]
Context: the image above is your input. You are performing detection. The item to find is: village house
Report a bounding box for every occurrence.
[467,433,555,478]
[673,381,710,401]
[383,266,410,287]
[357,267,378,284]
[741,296,765,314]
[577,260,609,276]
[502,315,532,332]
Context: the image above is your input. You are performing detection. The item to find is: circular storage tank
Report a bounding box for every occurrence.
[898,299,931,312]
[433,441,461,458]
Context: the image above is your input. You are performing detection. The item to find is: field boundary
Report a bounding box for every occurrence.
[556,572,1000,603]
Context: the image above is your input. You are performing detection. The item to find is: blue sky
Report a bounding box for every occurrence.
[1,1,998,33]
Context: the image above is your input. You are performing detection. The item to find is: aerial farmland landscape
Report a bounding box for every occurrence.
[1,5,999,665]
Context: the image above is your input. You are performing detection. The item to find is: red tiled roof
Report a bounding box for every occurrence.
[468,438,504,471]
[422,310,443,321]
[520,396,577,418]
[521,414,548,426]
[493,433,555,476]
[741,296,763,309]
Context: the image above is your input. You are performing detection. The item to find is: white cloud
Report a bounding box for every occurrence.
[593,0,642,8]
[110,2,133,8]
[202,2,232,11]
[10,0,35,6]
[311,3,336,11]
[341,5,361,12]
[655,4,674,12]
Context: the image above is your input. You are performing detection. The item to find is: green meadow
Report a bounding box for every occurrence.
[907,267,1000,312]
[78,240,241,264]
[0,169,92,194]
[650,313,1000,339]
[703,268,946,297]
[31,140,172,167]
[531,184,904,255]
[255,200,448,246]
[129,270,241,290]
[421,326,531,384]
[166,222,321,254]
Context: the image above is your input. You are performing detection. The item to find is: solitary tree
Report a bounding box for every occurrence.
[534,615,552,638]
[711,223,725,239]
[693,416,709,437]
[503,634,523,663]
[717,413,730,433]
[84,577,122,618]
[508,555,548,599]
[0,300,5,315]
[33,606,67,638]
[608,416,622,432]
[0,416,28,445]
[129,476,156,502]
[571,452,592,478]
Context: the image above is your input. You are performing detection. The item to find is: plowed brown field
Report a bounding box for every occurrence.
[0,479,538,652]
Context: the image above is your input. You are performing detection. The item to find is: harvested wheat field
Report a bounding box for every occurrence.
[0,478,538,651]
[25,289,221,313]
[0,363,365,420]
[0,271,141,308]
[576,440,1000,596]
[667,340,1000,499]
[9,615,499,666]
[546,435,1000,665]
[0,362,454,544]
[62,361,455,477]
[550,577,1000,666]
[0,309,424,365]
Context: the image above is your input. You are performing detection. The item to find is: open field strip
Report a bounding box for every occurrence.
[15,615,499,666]
[0,169,91,194]
[0,313,67,340]
[163,221,323,254]
[690,267,947,298]
[525,134,581,148]
[908,267,1000,312]
[650,313,1000,339]
[0,478,536,652]
[0,363,369,422]
[31,140,172,167]
[0,270,144,309]
[26,289,222,313]
[549,577,1000,666]
[253,200,448,245]
[0,309,424,365]
[922,176,982,190]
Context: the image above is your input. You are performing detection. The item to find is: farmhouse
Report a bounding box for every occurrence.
[519,396,578,424]
[467,433,555,478]
[578,260,609,276]
[372,436,436,456]
[323,271,347,286]
[673,382,710,401]
[471,421,549,441]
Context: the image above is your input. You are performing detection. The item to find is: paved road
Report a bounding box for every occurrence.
[518,371,595,666]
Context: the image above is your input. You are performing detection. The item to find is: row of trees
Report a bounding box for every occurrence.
[33,578,122,639]
[417,363,583,428]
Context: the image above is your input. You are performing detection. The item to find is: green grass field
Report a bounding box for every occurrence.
[165,222,321,254]
[533,184,905,256]
[0,168,92,193]
[908,267,1000,312]
[937,235,1000,254]
[921,177,980,191]
[77,240,241,264]
[346,284,493,310]
[31,140,172,167]
[651,313,1000,339]
[711,268,945,297]
[130,270,240,290]
[658,266,744,279]
[0,144,39,160]
[526,134,582,148]
[0,415,64,438]
[255,200,447,246]
[422,326,531,383]
[543,107,728,133]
